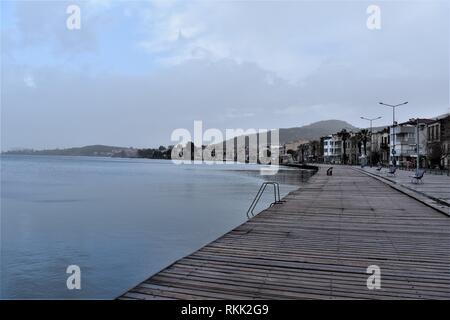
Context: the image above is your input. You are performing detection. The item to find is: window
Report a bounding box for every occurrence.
[428,124,441,142]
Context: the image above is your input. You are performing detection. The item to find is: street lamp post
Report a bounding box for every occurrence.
[416,120,420,175]
[379,101,408,167]
[360,116,382,167]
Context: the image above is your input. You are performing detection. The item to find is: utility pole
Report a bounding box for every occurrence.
[379,101,408,167]
[360,116,382,167]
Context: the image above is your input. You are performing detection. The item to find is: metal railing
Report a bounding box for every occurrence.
[246,182,283,219]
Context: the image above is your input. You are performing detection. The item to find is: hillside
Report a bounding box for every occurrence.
[207,119,359,155]
[278,120,357,144]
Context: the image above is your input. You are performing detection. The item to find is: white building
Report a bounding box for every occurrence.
[322,135,343,164]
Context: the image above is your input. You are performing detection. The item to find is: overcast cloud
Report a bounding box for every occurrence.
[1,0,449,149]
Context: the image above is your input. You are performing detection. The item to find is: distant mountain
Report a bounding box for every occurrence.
[207,119,359,154]
[279,120,358,144]
[2,145,138,158]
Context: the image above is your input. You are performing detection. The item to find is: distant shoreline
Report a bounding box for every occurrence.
[1,144,170,160]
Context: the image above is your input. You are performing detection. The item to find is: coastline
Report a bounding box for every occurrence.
[1,155,314,299]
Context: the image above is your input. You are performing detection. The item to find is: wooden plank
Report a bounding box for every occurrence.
[118,165,450,300]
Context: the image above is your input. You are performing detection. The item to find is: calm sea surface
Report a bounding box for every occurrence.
[0,155,314,299]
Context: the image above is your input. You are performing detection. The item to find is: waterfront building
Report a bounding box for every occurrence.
[297,140,320,163]
[426,113,450,169]
[389,119,432,167]
[322,134,343,164]
[371,127,390,166]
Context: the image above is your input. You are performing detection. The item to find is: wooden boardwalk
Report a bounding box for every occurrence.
[119,166,450,300]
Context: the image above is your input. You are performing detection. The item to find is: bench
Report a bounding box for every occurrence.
[326,167,333,176]
[410,169,425,184]
[387,167,396,177]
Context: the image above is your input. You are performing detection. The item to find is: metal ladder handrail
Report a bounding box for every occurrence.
[246,182,283,219]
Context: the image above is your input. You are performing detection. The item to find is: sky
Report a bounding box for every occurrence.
[1,0,449,150]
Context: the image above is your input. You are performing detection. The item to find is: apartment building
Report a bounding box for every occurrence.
[297,140,320,163]
[427,113,450,168]
[322,135,343,164]
[371,127,390,165]
[389,119,432,167]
